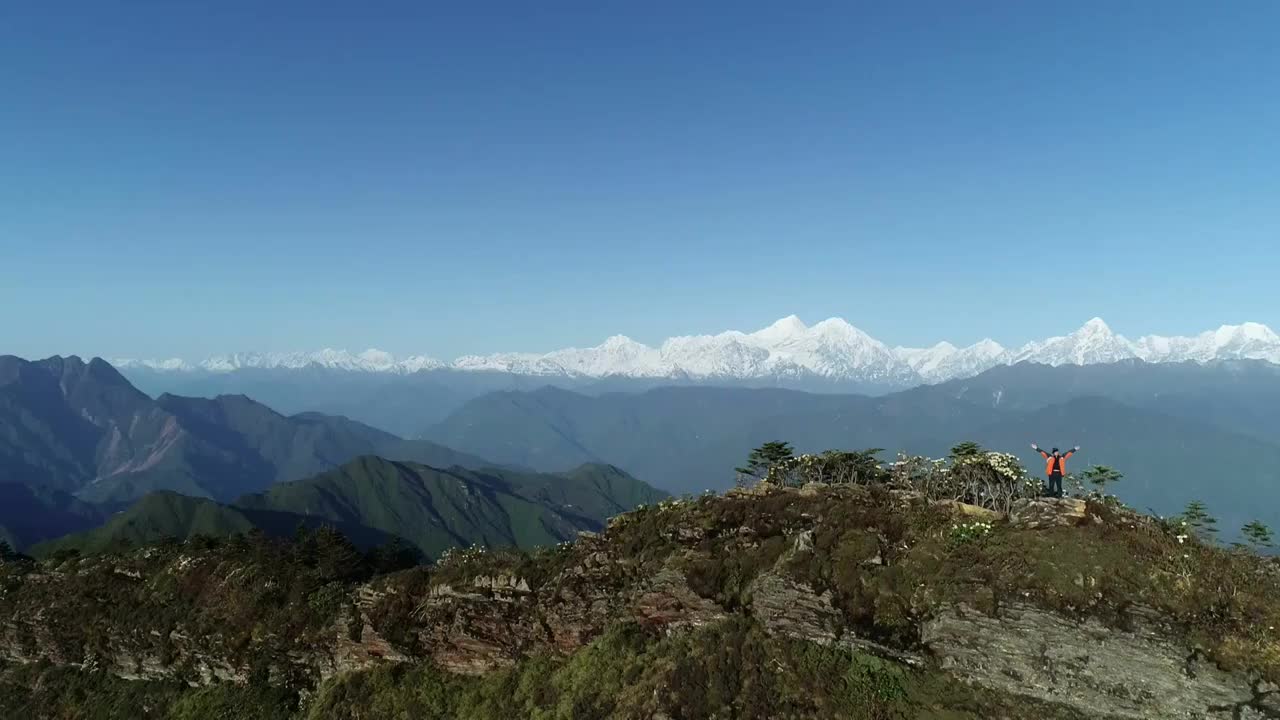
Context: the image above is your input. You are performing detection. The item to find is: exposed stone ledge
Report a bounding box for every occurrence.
[922,602,1280,719]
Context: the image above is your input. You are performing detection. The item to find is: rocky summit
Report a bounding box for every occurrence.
[3,485,1280,719]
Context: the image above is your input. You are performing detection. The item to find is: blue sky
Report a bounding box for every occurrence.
[4,1,1280,360]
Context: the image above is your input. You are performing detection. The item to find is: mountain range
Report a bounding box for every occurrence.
[116,316,1280,385]
[111,317,1280,436]
[422,359,1280,537]
[13,349,1280,550]
[0,355,492,504]
[0,354,665,555]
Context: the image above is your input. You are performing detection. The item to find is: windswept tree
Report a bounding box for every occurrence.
[735,441,795,484]
[1081,465,1123,495]
[1180,501,1219,543]
[313,524,365,582]
[949,441,983,459]
[1242,520,1274,552]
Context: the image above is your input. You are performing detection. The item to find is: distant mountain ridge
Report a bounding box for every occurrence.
[114,316,1280,387]
[423,360,1280,535]
[0,355,500,503]
[37,456,667,559]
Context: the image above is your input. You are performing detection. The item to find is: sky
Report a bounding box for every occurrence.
[4,1,1280,360]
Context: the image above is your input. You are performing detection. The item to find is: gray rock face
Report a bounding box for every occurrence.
[749,571,840,645]
[923,602,1280,719]
[1008,497,1091,529]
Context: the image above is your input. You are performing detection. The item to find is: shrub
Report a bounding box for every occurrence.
[947,521,994,547]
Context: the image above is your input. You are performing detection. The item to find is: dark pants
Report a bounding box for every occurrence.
[1047,474,1063,498]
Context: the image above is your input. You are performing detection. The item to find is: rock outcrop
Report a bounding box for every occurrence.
[3,485,1278,719]
[924,602,1280,719]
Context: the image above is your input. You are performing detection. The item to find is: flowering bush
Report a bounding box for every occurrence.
[435,543,490,570]
[890,447,1038,513]
[744,440,1116,514]
[948,521,994,546]
[763,449,887,486]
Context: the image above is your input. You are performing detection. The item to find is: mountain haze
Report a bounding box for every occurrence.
[425,385,1001,491]
[425,362,1280,534]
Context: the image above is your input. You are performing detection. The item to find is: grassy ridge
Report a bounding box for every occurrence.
[37,457,666,559]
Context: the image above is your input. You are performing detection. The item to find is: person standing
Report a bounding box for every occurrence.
[1031,443,1079,498]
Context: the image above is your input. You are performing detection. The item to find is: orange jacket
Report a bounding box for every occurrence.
[1038,449,1074,476]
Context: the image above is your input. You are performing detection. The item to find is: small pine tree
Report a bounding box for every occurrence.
[313,525,364,582]
[0,540,15,562]
[735,441,795,483]
[292,522,320,568]
[1080,465,1123,495]
[950,441,983,458]
[1242,520,1274,552]
[1181,500,1219,542]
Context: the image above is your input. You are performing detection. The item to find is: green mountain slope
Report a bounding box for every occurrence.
[38,492,259,555]
[38,457,665,559]
[33,491,402,557]
[527,462,670,518]
[235,456,663,558]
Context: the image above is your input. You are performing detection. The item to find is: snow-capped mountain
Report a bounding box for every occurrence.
[896,339,1010,384]
[113,316,1280,388]
[1134,322,1280,364]
[1012,317,1138,366]
[449,316,917,387]
[114,349,445,375]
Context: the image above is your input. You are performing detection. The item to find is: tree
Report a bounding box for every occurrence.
[735,441,795,484]
[761,448,888,487]
[1080,465,1123,495]
[291,522,320,568]
[832,448,887,485]
[1242,520,1274,552]
[1180,500,1219,542]
[950,442,983,459]
[313,525,364,582]
[0,540,16,562]
[367,537,422,575]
